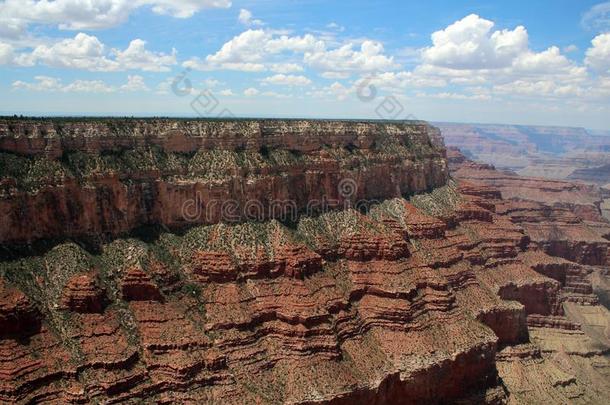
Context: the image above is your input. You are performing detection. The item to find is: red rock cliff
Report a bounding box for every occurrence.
[1,122,609,404]
[0,119,447,246]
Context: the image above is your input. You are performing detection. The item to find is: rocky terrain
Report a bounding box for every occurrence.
[438,122,610,186]
[0,118,446,247]
[0,118,609,404]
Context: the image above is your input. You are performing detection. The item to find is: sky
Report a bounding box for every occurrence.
[0,0,609,129]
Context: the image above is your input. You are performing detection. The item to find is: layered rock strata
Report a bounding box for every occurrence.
[0,119,447,246]
[0,120,609,404]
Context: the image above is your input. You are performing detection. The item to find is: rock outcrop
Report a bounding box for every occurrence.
[0,118,447,247]
[0,119,609,404]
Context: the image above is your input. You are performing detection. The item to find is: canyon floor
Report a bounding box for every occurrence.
[0,118,609,404]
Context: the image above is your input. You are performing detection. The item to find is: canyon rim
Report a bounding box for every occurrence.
[0,118,608,404]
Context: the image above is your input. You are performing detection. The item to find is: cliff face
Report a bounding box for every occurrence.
[0,119,447,246]
[1,120,609,404]
[439,123,610,187]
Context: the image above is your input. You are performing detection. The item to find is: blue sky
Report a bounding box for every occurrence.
[1,0,609,129]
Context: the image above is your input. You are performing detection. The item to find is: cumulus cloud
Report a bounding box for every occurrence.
[13,75,114,92]
[184,29,392,75]
[113,39,177,71]
[12,74,151,93]
[243,87,259,96]
[62,79,115,93]
[269,63,303,73]
[238,9,263,26]
[0,33,176,71]
[120,75,149,92]
[304,40,396,72]
[261,91,290,98]
[0,0,232,37]
[25,33,117,70]
[512,46,584,77]
[586,33,610,74]
[320,71,350,79]
[266,34,324,54]
[208,30,268,64]
[12,75,63,91]
[327,82,351,100]
[261,74,312,86]
[405,13,595,103]
[422,14,528,69]
[0,42,15,64]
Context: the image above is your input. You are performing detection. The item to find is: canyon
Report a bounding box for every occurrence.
[438,122,610,186]
[0,118,609,404]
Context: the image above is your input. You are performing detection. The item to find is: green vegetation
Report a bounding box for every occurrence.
[409,179,462,216]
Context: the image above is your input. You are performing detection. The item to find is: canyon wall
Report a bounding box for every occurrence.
[438,122,610,187]
[0,119,609,404]
[0,119,447,246]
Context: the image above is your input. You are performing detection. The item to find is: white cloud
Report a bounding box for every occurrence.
[266,34,324,53]
[1,33,176,71]
[12,74,152,93]
[238,8,263,26]
[243,87,259,96]
[202,78,222,88]
[0,17,27,40]
[405,14,592,103]
[206,29,268,64]
[113,39,177,71]
[328,82,350,100]
[269,63,303,73]
[581,2,610,31]
[362,71,447,90]
[188,29,393,76]
[12,75,63,91]
[218,89,234,96]
[304,40,396,72]
[261,74,312,86]
[493,80,583,98]
[63,79,115,93]
[261,91,290,98]
[0,0,232,37]
[422,14,528,69]
[321,71,350,79]
[417,91,491,101]
[185,30,322,72]
[563,44,578,53]
[326,22,345,32]
[586,33,610,74]
[12,75,114,93]
[0,42,15,64]
[120,75,149,92]
[27,33,117,70]
[512,46,583,76]
[155,77,175,95]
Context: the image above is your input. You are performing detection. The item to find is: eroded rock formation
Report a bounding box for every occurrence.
[0,119,608,404]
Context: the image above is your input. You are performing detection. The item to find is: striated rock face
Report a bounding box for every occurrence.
[60,272,106,313]
[121,266,163,301]
[0,280,41,337]
[439,122,610,185]
[0,118,448,247]
[451,151,610,267]
[0,119,609,404]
